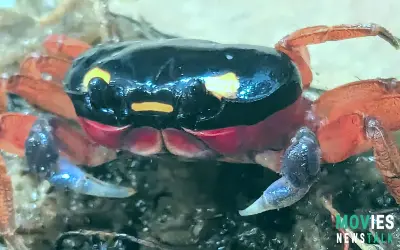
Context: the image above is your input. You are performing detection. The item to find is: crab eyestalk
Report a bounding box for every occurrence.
[25,118,135,198]
[239,127,321,216]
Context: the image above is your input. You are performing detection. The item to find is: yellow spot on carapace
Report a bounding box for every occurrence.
[204,72,240,100]
[131,102,174,113]
[82,67,111,91]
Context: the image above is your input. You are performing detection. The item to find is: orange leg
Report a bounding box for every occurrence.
[317,113,370,163]
[314,78,400,132]
[1,74,77,121]
[365,117,400,203]
[0,113,36,157]
[0,35,106,164]
[0,34,128,210]
[318,112,400,203]
[51,118,117,167]
[0,113,116,167]
[328,94,400,131]
[275,24,400,88]
[19,54,72,82]
[314,78,400,162]
[313,78,400,118]
[3,35,93,120]
[20,35,91,81]
[0,113,130,224]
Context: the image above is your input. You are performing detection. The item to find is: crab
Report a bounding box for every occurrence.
[0,23,398,235]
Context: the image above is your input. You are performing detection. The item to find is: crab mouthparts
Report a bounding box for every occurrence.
[131,102,174,113]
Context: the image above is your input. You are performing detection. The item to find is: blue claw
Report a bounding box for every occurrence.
[49,157,136,198]
[25,118,135,198]
[239,127,321,216]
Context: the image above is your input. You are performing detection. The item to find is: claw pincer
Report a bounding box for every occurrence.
[25,118,135,198]
[239,127,321,216]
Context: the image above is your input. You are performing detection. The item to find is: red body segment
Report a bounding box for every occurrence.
[78,97,310,164]
[184,98,309,155]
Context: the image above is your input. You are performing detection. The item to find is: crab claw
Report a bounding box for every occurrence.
[239,127,321,216]
[25,118,135,198]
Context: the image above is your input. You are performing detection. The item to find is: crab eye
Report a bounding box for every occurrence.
[83,77,130,127]
[87,77,124,109]
[87,77,109,109]
[82,67,111,92]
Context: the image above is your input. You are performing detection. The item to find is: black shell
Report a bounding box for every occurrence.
[64,39,302,130]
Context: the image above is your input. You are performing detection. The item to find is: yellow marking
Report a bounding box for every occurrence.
[204,72,240,100]
[82,67,111,92]
[131,102,174,113]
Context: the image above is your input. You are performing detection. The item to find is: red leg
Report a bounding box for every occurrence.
[13,35,93,120]
[317,113,370,163]
[51,118,117,166]
[317,78,400,132]
[0,113,36,157]
[313,78,400,118]
[0,113,116,166]
[316,78,400,163]
[20,34,92,81]
[318,112,400,203]
[2,74,77,121]
[275,24,400,88]
[365,117,400,203]
[328,94,400,131]
[43,34,92,59]
[20,54,72,82]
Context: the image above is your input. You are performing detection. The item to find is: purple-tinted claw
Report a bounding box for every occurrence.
[25,118,135,198]
[49,157,136,198]
[239,176,312,216]
[239,127,321,216]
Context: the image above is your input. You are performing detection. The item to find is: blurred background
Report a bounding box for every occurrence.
[0,0,399,250]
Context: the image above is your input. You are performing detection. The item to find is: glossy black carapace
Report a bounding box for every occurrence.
[64,39,302,130]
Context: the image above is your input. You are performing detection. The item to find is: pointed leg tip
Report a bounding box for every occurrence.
[93,187,136,199]
[49,174,137,199]
[238,177,314,217]
[238,197,269,217]
[238,210,248,216]
[49,158,136,199]
[238,209,260,217]
[83,181,137,199]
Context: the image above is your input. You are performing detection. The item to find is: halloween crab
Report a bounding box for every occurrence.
[0,23,399,229]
